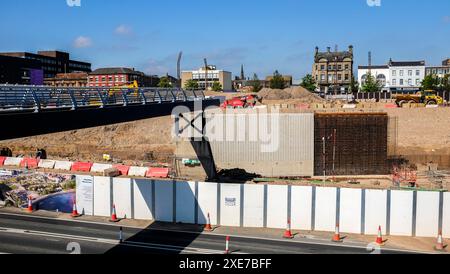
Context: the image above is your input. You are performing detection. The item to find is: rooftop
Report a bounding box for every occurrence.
[358,65,389,69]
[89,67,144,75]
[314,46,354,62]
[388,60,425,67]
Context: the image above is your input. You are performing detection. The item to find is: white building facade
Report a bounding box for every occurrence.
[358,65,390,91]
[181,65,232,91]
[358,60,425,91]
[389,60,425,91]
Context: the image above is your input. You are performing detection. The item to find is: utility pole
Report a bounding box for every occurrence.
[204,58,208,92]
[177,51,183,88]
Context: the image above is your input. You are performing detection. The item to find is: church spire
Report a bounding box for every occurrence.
[240,64,245,80]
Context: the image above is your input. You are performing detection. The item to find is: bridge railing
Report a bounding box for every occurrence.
[0,85,207,112]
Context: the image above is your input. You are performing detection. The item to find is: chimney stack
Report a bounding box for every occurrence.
[349,45,354,54]
[315,46,319,55]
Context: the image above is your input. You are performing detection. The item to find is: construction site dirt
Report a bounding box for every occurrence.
[2,92,450,191]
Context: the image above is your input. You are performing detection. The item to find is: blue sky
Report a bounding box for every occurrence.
[1,0,449,79]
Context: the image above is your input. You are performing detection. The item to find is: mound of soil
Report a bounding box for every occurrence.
[258,87,324,103]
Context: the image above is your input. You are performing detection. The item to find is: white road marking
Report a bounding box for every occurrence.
[0,226,237,254]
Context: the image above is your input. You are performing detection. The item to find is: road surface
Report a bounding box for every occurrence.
[0,212,419,254]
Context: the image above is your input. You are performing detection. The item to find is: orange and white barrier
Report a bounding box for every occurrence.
[38,160,56,169]
[71,162,93,172]
[20,158,40,169]
[0,156,6,166]
[4,157,23,167]
[113,165,130,176]
[146,168,169,179]
[91,163,113,173]
[128,166,149,177]
[54,161,73,171]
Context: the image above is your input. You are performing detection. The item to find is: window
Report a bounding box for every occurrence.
[345,64,349,70]
[345,74,349,81]
[400,79,404,85]
[338,65,342,70]
[392,79,397,86]
[408,70,413,76]
[321,65,325,70]
[408,79,412,86]
[416,79,420,86]
[416,70,420,76]
[392,70,397,76]
[400,70,404,76]
[338,74,342,81]
[321,74,325,81]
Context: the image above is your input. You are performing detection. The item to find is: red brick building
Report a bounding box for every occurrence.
[87,67,159,87]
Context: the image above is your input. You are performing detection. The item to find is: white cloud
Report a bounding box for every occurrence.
[115,24,133,36]
[73,36,92,48]
[142,59,171,76]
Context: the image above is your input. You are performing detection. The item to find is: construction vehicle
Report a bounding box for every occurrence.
[220,95,260,109]
[392,90,444,107]
[108,80,139,97]
[90,81,140,106]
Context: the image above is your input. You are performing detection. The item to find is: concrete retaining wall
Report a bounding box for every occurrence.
[208,113,314,177]
[77,176,448,238]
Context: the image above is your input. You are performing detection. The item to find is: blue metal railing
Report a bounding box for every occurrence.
[0,85,207,112]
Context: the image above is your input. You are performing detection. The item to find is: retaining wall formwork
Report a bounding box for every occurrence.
[314,113,389,176]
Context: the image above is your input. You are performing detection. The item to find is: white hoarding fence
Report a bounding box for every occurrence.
[76,176,446,238]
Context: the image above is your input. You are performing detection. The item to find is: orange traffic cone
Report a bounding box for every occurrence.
[26,196,33,213]
[376,226,385,246]
[224,236,231,254]
[71,200,81,218]
[283,219,294,239]
[435,230,446,252]
[332,224,343,242]
[109,204,120,223]
[204,213,213,231]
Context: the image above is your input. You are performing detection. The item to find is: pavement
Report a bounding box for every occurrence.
[0,208,442,254]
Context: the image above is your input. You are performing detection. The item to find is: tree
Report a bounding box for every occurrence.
[158,76,172,88]
[211,81,223,92]
[249,73,263,93]
[361,73,381,93]
[300,74,317,91]
[442,74,450,92]
[421,74,439,91]
[269,70,286,89]
[349,76,359,94]
[184,79,199,90]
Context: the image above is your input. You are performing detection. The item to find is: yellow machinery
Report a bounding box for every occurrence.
[90,80,139,106]
[108,80,139,96]
[393,90,444,107]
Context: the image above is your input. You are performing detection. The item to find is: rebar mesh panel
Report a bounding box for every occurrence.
[314,113,389,176]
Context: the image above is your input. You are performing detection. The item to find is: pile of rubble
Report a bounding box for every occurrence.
[0,171,75,208]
